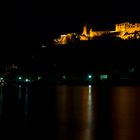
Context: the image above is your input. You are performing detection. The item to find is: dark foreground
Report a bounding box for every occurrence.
[1,81,140,140]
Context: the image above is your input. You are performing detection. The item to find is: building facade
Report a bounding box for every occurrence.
[115,22,140,33]
[53,22,140,44]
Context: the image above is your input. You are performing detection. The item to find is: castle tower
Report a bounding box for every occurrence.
[83,25,88,35]
[89,28,94,39]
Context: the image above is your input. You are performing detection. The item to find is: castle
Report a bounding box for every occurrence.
[53,22,140,45]
[80,25,110,40]
[115,22,140,33]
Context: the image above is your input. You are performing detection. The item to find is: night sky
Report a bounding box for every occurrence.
[13,0,139,49]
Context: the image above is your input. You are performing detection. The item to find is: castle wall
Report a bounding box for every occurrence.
[116,22,140,33]
[54,22,140,44]
[89,30,110,39]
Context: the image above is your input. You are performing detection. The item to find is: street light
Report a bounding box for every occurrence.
[0,77,3,80]
[88,75,92,79]
[37,76,42,80]
[18,76,22,80]
[63,75,66,80]
[25,78,30,82]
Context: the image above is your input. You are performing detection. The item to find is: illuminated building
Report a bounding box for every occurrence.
[115,22,140,33]
[115,22,140,39]
[83,25,88,35]
[53,22,140,45]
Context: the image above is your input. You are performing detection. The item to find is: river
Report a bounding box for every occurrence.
[0,83,140,140]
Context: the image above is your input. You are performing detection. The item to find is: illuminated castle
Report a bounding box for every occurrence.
[81,22,140,40]
[115,22,140,33]
[80,25,110,40]
[115,22,140,39]
[54,22,140,44]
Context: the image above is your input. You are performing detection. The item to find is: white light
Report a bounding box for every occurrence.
[25,79,30,82]
[89,85,92,88]
[63,75,66,79]
[18,77,22,80]
[88,75,92,79]
[38,76,42,80]
[42,45,47,48]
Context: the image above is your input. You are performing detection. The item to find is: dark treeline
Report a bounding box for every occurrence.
[1,37,140,81]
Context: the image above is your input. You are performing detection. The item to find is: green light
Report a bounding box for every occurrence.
[0,77,3,80]
[38,76,42,80]
[18,76,22,80]
[100,75,108,80]
[88,75,92,79]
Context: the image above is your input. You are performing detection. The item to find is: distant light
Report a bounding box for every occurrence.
[42,45,47,48]
[18,76,22,80]
[88,75,92,79]
[0,78,4,83]
[100,75,108,80]
[38,76,42,80]
[63,75,66,79]
[89,85,92,88]
[128,67,135,73]
[61,35,66,37]
[25,78,30,82]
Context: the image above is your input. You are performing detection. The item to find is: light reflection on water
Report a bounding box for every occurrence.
[0,86,3,117]
[18,85,22,101]
[53,85,95,140]
[111,86,140,140]
[53,85,140,140]
[0,84,29,126]
[85,85,93,140]
[0,84,140,140]
[24,86,29,123]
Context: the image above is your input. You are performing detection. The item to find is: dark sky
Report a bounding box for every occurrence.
[14,0,140,48]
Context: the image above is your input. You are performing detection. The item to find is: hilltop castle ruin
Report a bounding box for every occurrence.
[54,22,140,45]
